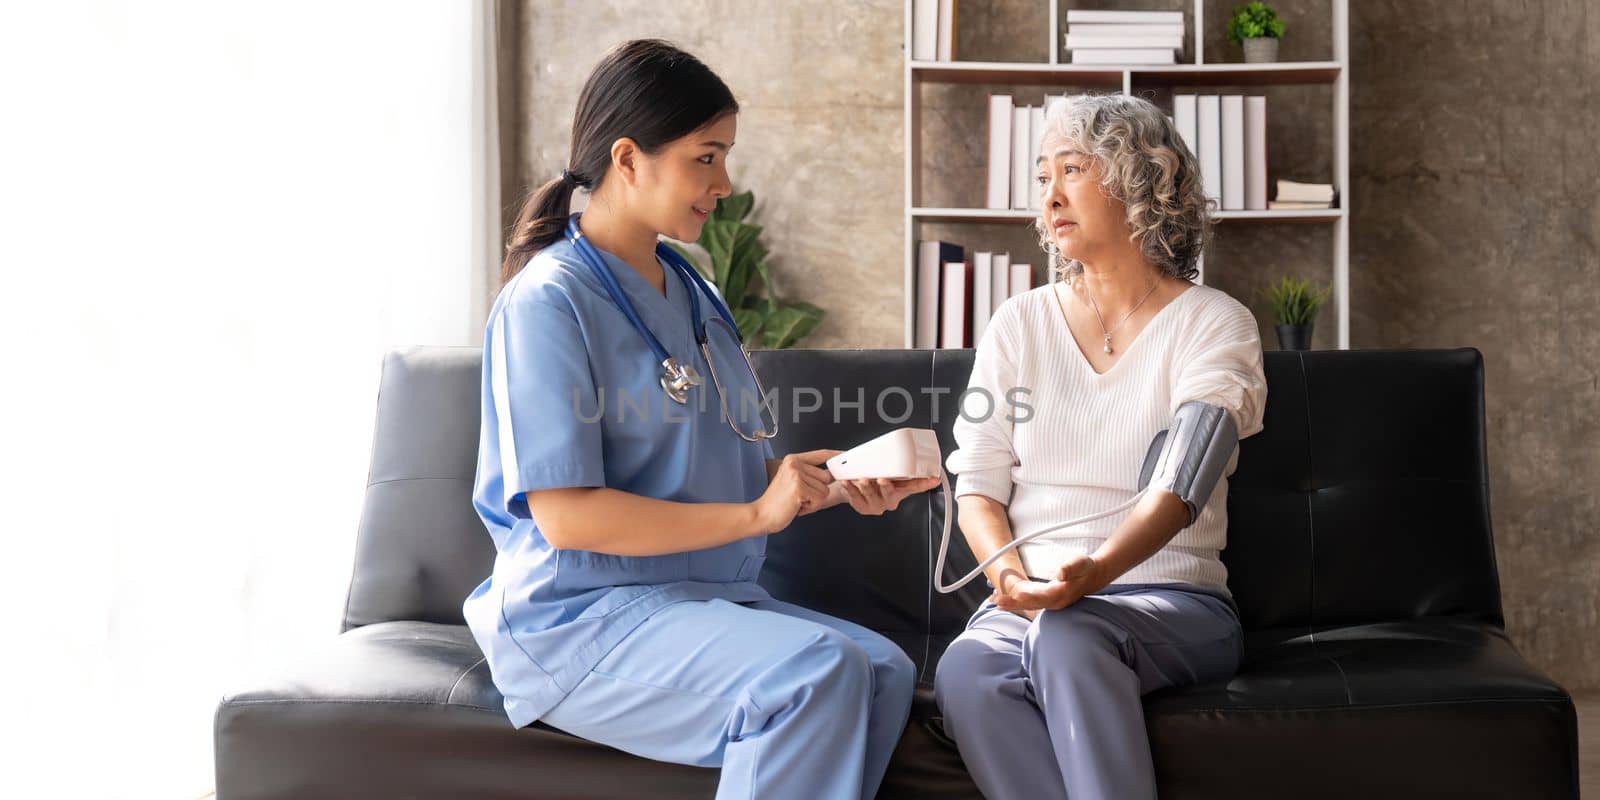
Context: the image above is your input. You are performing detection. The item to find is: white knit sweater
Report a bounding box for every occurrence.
[945,283,1268,594]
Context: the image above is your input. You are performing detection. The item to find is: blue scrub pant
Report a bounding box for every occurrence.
[541,596,917,800]
[934,583,1242,800]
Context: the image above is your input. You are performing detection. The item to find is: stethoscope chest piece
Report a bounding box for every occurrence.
[660,357,702,405]
[564,213,775,439]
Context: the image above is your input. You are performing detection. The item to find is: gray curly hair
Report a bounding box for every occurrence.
[1034,93,1214,282]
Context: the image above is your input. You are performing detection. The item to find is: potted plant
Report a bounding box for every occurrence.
[666,189,825,349]
[1228,2,1285,63]
[1261,275,1330,351]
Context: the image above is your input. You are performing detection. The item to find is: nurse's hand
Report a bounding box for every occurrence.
[838,476,942,516]
[753,450,839,534]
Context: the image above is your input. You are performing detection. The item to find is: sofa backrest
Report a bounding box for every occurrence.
[341,347,1503,646]
[341,347,492,633]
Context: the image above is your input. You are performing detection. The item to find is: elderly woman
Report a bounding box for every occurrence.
[934,93,1268,800]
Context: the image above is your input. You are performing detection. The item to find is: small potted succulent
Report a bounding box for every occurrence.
[1261,275,1330,351]
[1228,2,1286,63]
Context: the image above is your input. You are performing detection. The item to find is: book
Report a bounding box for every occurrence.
[1198,95,1221,204]
[936,0,956,61]
[1009,261,1033,298]
[1277,179,1336,203]
[987,94,1013,210]
[1011,106,1030,210]
[991,252,1010,316]
[1065,10,1184,24]
[908,0,963,61]
[1245,96,1267,210]
[1268,200,1334,210]
[1221,95,1244,211]
[1028,106,1044,211]
[941,260,973,349]
[1067,23,1184,37]
[973,252,993,343]
[1173,94,1197,160]
[916,260,939,349]
[1065,34,1183,50]
[917,241,962,348]
[912,0,937,61]
[1070,48,1176,65]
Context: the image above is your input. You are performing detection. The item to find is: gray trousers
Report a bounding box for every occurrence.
[933,583,1243,800]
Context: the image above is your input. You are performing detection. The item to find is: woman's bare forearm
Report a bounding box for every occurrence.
[527,487,763,556]
[1089,488,1191,584]
[954,494,1029,594]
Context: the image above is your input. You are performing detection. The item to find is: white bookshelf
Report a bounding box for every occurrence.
[903,0,1351,349]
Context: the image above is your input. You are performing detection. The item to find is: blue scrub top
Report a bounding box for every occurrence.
[464,234,778,728]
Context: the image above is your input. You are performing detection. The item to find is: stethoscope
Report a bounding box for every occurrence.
[565,214,779,442]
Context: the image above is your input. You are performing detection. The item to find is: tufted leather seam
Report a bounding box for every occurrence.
[1293,476,1478,488]
[1326,654,1354,705]
[339,355,393,635]
[1151,695,1574,713]
[365,476,472,489]
[1298,352,1354,707]
[922,350,937,684]
[221,697,501,713]
[1296,352,1318,636]
[1305,491,1317,650]
[445,656,490,705]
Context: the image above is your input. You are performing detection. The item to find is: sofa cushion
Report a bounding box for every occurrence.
[1142,616,1578,798]
[215,621,726,799]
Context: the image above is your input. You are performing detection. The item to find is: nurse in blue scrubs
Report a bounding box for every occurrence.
[463,39,934,800]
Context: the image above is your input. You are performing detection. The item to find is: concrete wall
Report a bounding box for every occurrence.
[511,0,906,347]
[507,0,1600,691]
[1347,0,1600,691]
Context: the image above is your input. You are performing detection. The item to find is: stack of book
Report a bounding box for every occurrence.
[986,94,1066,211]
[1270,180,1337,209]
[1173,94,1269,211]
[916,242,1036,349]
[1063,9,1184,65]
[910,0,958,61]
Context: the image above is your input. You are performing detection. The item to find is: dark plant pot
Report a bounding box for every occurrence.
[1275,323,1314,351]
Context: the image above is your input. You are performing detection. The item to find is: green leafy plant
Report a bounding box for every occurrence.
[666,190,824,349]
[1227,2,1285,45]
[1260,276,1330,326]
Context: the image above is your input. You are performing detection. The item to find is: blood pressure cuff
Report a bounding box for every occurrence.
[1136,400,1239,527]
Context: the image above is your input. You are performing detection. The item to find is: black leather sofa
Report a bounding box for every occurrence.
[215,346,1580,799]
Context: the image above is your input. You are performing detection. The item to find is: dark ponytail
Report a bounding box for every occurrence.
[501,39,740,285]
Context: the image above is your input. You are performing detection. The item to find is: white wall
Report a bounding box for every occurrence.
[0,2,493,796]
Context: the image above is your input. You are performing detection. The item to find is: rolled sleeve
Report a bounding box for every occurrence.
[946,303,1022,505]
[1170,298,1268,439]
[954,467,1016,505]
[486,294,605,518]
